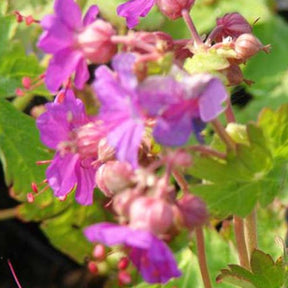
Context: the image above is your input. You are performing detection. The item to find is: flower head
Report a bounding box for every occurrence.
[38,0,116,92]
[84,223,181,283]
[37,89,99,205]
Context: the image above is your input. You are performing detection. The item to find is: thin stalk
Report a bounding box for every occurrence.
[0,207,18,221]
[225,98,236,123]
[211,119,236,152]
[189,145,226,159]
[234,216,250,269]
[245,209,258,258]
[172,170,189,193]
[195,227,213,288]
[181,9,203,47]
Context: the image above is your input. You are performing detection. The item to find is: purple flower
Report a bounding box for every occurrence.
[117,0,155,28]
[37,0,99,92]
[36,89,97,205]
[93,53,145,168]
[138,73,228,146]
[84,223,181,283]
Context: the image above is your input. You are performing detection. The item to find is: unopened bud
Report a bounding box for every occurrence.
[235,33,271,61]
[88,261,98,274]
[215,13,252,42]
[14,11,23,23]
[31,182,38,193]
[177,195,208,229]
[96,161,134,197]
[76,123,105,159]
[15,88,24,97]
[113,188,142,218]
[77,20,117,64]
[22,77,31,89]
[97,139,115,163]
[129,197,174,235]
[25,15,35,26]
[118,257,130,270]
[93,244,106,261]
[118,270,132,285]
[156,0,195,20]
[27,193,34,203]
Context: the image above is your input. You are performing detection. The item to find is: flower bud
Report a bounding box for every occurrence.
[93,244,106,261]
[97,138,115,162]
[234,33,271,61]
[215,13,252,42]
[113,188,142,218]
[118,257,130,270]
[118,270,132,285]
[129,197,174,235]
[95,161,134,197]
[77,19,117,64]
[88,261,98,274]
[177,195,208,229]
[76,123,105,159]
[156,0,195,20]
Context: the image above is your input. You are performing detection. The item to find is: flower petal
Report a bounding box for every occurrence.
[117,0,155,28]
[83,5,99,26]
[46,153,79,197]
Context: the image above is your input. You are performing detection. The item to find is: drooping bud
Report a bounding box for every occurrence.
[234,33,271,61]
[156,0,195,20]
[177,195,208,229]
[214,13,252,42]
[129,197,174,235]
[95,161,134,197]
[77,20,117,64]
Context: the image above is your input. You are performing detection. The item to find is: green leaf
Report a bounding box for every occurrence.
[258,104,288,159]
[17,189,73,222]
[217,250,285,288]
[0,99,50,200]
[190,123,276,217]
[40,198,107,264]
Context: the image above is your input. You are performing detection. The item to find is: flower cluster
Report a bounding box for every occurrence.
[34,0,270,285]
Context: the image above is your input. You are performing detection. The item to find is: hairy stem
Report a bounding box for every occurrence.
[234,216,250,269]
[211,119,236,152]
[245,209,258,258]
[195,227,213,288]
[181,9,203,47]
[190,145,226,159]
[225,98,236,123]
[0,207,18,221]
[172,170,189,193]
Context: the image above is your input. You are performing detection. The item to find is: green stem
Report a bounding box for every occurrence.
[234,216,250,269]
[195,227,213,288]
[211,119,236,152]
[245,209,258,258]
[0,207,18,221]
